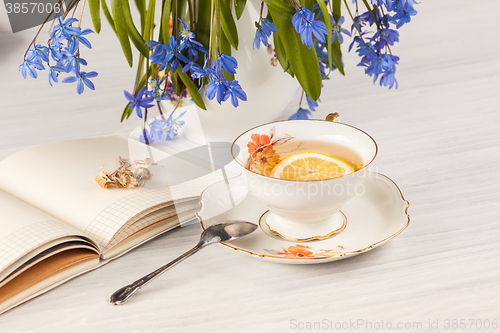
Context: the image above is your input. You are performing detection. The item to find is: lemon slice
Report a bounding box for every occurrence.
[270,152,354,181]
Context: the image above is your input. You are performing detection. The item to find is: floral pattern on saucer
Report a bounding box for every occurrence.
[245,126,294,176]
[265,244,347,258]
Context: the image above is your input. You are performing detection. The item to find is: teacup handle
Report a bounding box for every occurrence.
[325,112,340,122]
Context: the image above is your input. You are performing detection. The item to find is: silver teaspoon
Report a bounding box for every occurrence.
[110,221,258,305]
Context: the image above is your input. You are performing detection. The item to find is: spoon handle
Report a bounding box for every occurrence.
[110,244,202,305]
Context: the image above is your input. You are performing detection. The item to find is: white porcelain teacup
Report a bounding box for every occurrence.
[231,115,378,241]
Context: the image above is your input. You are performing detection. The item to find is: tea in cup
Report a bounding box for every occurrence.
[231,115,377,241]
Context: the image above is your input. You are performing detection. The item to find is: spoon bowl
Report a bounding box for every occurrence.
[200,221,258,244]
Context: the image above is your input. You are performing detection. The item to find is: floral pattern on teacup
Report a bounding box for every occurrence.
[245,126,294,176]
[264,244,347,258]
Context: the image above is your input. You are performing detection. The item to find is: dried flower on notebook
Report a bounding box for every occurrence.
[96,157,155,189]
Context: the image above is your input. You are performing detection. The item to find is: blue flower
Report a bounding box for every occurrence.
[217,54,238,75]
[178,18,207,59]
[146,40,172,72]
[48,64,65,86]
[52,17,81,39]
[149,111,186,142]
[147,77,169,101]
[149,118,175,142]
[123,86,155,117]
[28,44,50,63]
[19,56,45,79]
[379,65,398,89]
[205,72,229,104]
[389,0,418,28]
[59,41,86,73]
[49,39,64,61]
[371,28,399,50]
[331,16,351,45]
[292,7,328,49]
[223,80,247,107]
[190,57,213,86]
[253,18,277,49]
[70,28,94,49]
[306,95,319,111]
[288,107,312,120]
[62,71,98,94]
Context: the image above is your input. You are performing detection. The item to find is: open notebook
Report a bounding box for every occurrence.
[0,135,226,314]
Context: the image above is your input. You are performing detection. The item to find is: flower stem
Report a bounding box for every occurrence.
[23,0,64,59]
[208,0,215,63]
[77,0,87,27]
[343,0,380,59]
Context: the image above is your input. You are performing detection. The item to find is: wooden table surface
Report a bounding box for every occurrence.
[0,1,499,332]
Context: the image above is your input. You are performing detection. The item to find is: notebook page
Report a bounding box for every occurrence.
[0,190,88,278]
[0,136,225,249]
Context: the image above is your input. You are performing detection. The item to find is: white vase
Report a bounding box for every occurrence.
[177,0,300,144]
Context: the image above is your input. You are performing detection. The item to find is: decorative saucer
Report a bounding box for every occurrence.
[197,172,410,264]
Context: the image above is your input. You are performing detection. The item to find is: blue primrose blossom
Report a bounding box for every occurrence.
[204,54,247,107]
[371,28,399,50]
[253,18,277,49]
[178,18,207,59]
[205,71,229,104]
[28,44,50,63]
[146,77,170,101]
[387,0,418,28]
[19,17,97,93]
[70,29,94,49]
[19,54,45,79]
[190,58,212,86]
[331,16,351,45]
[292,6,328,49]
[52,17,80,39]
[223,80,247,107]
[306,95,319,111]
[146,36,187,72]
[62,71,98,94]
[48,64,66,86]
[124,87,155,118]
[146,111,187,142]
[288,107,312,120]
[216,54,238,75]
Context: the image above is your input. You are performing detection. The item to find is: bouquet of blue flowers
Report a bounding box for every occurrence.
[20,0,418,142]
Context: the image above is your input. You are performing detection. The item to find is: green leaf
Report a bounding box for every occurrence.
[234,0,247,20]
[268,3,322,100]
[331,40,344,75]
[331,0,345,75]
[196,0,211,51]
[121,0,149,58]
[111,0,133,66]
[220,0,239,49]
[133,0,146,32]
[332,0,342,18]
[121,103,133,121]
[101,0,116,33]
[273,32,289,72]
[177,70,207,110]
[315,0,332,78]
[303,0,315,11]
[89,0,101,33]
[143,0,155,40]
[261,0,295,16]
